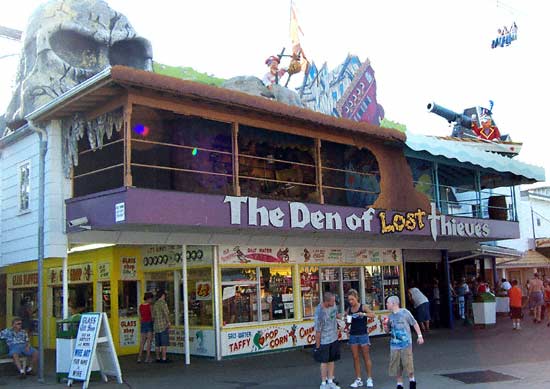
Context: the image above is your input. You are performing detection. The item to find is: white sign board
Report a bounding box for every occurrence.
[68,313,123,389]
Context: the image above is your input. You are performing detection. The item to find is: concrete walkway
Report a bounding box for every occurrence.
[2,315,550,388]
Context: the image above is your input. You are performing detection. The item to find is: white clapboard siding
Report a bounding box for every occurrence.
[1,120,70,266]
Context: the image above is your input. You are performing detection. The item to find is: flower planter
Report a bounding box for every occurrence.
[472,302,496,325]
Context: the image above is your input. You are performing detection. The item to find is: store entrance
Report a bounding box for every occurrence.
[406,262,443,326]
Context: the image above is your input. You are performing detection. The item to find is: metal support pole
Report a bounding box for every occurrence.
[181,245,190,365]
[474,170,481,218]
[442,250,454,329]
[63,256,69,319]
[28,120,47,383]
[212,246,222,360]
[433,162,441,210]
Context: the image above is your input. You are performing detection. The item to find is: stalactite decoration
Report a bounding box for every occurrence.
[62,109,123,177]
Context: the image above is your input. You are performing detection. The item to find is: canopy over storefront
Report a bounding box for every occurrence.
[406,133,545,185]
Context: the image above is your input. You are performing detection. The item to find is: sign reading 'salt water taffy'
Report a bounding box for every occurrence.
[219,246,401,265]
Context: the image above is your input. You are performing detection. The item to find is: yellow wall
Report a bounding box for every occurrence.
[1,245,144,356]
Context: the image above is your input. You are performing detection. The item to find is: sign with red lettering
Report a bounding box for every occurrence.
[119,318,138,347]
[220,246,401,265]
[120,257,137,280]
[9,271,38,288]
[48,264,93,285]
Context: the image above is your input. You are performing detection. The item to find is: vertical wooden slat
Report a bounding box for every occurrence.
[232,122,241,196]
[123,101,133,187]
[315,138,324,204]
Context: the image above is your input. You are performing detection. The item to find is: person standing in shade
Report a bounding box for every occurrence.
[383,296,424,389]
[457,278,470,320]
[408,286,430,332]
[313,291,341,389]
[501,278,512,292]
[508,280,523,330]
[152,289,171,363]
[137,292,154,363]
[431,279,441,327]
[345,289,376,388]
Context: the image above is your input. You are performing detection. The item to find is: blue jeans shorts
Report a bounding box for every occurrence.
[141,321,153,334]
[9,344,36,357]
[349,334,371,346]
[155,329,170,347]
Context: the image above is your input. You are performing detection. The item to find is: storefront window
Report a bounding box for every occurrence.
[145,272,176,325]
[118,281,138,317]
[53,284,93,318]
[260,266,294,321]
[364,265,401,311]
[100,282,111,318]
[12,289,38,332]
[300,267,319,318]
[185,268,213,326]
[222,267,295,325]
[222,268,256,325]
[320,267,342,311]
[364,266,383,311]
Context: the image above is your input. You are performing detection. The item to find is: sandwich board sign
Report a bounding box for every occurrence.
[67,313,123,388]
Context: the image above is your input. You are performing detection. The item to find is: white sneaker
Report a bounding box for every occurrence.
[350,378,363,387]
[320,383,327,389]
[329,382,341,389]
[366,377,374,387]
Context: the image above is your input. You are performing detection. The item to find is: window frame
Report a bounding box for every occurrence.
[18,160,31,214]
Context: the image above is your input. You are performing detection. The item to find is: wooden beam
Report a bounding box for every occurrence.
[232,122,241,196]
[127,90,358,146]
[123,99,133,187]
[84,94,127,121]
[315,138,324,204]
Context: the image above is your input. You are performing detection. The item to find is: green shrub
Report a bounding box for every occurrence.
[474,292,496,303]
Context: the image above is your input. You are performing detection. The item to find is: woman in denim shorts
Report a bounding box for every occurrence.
[346,289,376,388]
[138,292,154,363]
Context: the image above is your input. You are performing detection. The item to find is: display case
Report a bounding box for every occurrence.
[364,265,401,311]
[364,266,383,311]
[382,265,400,300]
[300,267,319,318]
[320,267,342,310]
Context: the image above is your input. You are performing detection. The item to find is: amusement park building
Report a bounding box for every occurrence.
[0,66,544,358]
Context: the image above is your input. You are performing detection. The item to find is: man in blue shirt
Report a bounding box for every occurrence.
[383,296,424,389]
[0,317,39,378]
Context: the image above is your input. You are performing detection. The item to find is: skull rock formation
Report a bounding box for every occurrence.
[3,0,152,131]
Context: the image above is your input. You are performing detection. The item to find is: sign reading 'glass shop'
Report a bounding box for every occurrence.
[223,196,490,242]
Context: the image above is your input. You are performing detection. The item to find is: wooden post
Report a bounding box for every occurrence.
[232,122,241,196]
[315,138,324,204]
[123,101,133,187]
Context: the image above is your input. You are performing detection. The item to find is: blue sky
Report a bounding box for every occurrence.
[1,0,548,183]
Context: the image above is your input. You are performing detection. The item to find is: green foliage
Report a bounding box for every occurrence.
[474,292,496,303]
[152,61,225,86]
[380,118,407,133]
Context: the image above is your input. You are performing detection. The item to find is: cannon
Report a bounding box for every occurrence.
[427,102,475,138]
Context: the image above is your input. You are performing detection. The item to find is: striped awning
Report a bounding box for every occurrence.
[406,133,545,182]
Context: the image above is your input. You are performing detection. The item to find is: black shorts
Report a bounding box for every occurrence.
[313,340,340,363]
[510,307,523,319]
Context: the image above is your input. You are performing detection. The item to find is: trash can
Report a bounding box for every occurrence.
[56,314,81,382]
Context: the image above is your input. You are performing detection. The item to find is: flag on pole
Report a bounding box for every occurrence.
[290,0,308,72]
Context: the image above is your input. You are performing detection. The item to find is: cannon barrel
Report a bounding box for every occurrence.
[427,102,472,127]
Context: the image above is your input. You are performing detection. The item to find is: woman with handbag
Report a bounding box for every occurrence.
[345,289,376,388]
